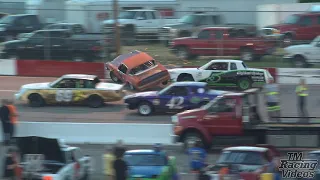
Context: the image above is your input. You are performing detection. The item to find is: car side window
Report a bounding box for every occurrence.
[198,30,210,39]
[199,16,209,25]
[207,62,228,70]
[215,30,224,40]
[209,98,236,113]
[230,63,237,70]
[73,148,83,161]
[300,16,312,26]
[17,16,32,26]
[53,79,76,88]
[146,12,156,19]
[118,64,128,74]
[140,12,147,20]
[164,86,188,96]
[29,32,45,44]
[85,80,95,88]
[64,150,74,163]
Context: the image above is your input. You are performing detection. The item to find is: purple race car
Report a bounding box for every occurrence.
[123,82,228,116]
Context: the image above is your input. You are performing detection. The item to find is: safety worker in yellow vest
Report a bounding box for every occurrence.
[103,146,115,180]
[264,81,281,122]
[296,78,309,122]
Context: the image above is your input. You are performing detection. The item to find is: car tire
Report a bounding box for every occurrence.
[177,74,194,82]
[110,71,121,83]
[176,46,192,60]
[87,95,104,108]
[28,93,45,107]
[293,55,307,68]
[237,77,252,91]
[183,132,208,150]
[240,48,254,61]
[137,102,153,116]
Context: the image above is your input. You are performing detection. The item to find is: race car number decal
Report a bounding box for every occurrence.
[56,90,73,102]
[206,74,221,83]
[166,97,184,109]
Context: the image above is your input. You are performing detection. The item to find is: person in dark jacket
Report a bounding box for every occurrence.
[0,99,11,146]
[113,140,126,159]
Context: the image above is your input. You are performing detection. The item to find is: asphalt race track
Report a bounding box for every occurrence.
[0,144,297,180]
[0,76,320,123]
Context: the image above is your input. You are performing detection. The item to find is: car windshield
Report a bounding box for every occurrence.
[242,62,247,68]
[0,15,15,24]
[124,154,167,166]
[129,60,156,75]
[202,95,222,109]
[179,15,195,24]
[283,15,300,24]
[311,36,320,44]
[217,151,265,165]
[198,61,212,70]
[118,11,136,19]
[158,83,174,95]
[49,77,62,87]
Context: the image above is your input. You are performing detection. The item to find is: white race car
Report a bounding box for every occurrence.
[168,59,274,90]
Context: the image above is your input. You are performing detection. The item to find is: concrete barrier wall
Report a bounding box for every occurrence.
[3,122,173,145]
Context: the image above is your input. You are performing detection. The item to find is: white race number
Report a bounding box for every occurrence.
[166,97,184,109]
[56,90,73,102]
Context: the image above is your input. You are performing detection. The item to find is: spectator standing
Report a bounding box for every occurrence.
[113,149,128,180]
[113,140,126,159]
[7,100,18,142]
[0,99,11,146]
[296,78,309,122]
[3,148,18,180]
[104,146,115,180]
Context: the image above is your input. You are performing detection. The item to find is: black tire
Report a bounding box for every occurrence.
[176,46,193,60]
[177,74,194,82]
[110,71,121,83]
[237,77,252,91]
[240,48,254,61]
[28,93,45,107]
[137,102,153,116]
[293,55,308,68]
[86,95,104,108]
[183,132,209,150]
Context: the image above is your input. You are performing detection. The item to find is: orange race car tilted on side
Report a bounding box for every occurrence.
[106,50,170,91]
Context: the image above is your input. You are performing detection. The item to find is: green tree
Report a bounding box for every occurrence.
[300,0,320,3]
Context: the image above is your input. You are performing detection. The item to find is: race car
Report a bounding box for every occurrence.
[123,82,228,115]
[124,145,178,180]
[14,136,92,180]
[106,50,170,91]
[168,59,274,90]
[203,146,280,180]
[14,74,125,108]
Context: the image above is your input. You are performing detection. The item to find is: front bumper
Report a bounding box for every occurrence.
[171,134,180,143]
[14,93,22,101]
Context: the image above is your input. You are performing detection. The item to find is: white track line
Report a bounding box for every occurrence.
[0,90,17,92]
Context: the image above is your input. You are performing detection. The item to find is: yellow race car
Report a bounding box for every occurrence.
[15,74,125,108]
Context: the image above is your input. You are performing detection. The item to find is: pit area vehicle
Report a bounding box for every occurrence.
[14,74,125,108]
[124,145,178,180]
[171,88,320,150]
[14,136,92,180]
[168,60,274,90]
[202,146,280,180]
[124,82,228,116]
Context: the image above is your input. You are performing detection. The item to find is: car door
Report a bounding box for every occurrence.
[50,78,75,104]
[296,16,314,40]
[159,86,190,111]
[145,11,158,34]
[202,62,229,86]
[21,31,45,59]
[190,29,217,55]
[309,38,320,63]
[135,11,149,34]
[200,97,241,135]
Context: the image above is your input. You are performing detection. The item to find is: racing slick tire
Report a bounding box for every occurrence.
[240,48,254,61]
[237,77,252,91]
[86,95,104,108]
[110,71,122,83]
[28,93,45,107]
[137,101,154,116]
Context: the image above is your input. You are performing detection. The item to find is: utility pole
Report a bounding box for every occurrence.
[113,0,121,56]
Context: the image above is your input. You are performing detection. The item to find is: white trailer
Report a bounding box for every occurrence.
[65,0,179,33]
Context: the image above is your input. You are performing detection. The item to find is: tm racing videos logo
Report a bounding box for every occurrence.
[279,152,318,179]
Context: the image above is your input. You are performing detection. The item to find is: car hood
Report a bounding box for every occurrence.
[21,82,51,89]
[3,39,25,46]
[177,108,207,119]
[14,136,65,163]
[129,166,165,178]
[124,91,158,99]
[173,37,195,41]
[284,44,313,52]
[95,82,124,90]
[168,68,199,73]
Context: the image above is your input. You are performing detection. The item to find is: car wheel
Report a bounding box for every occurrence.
[183,132,204,150]
[72,54,85,62]
[240,48,254,61]
[293,55,307,68]
[110,71,121,83]
[176,47,191,60]
[137,102,153,116]
[237,77,252,91]
[177,74,194,82]
[28,94,45,107]
[87,95,104,108]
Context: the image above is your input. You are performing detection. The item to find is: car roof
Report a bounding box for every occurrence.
[125,149,164,155]
[224,92,245,97]
[9,14,35,17]
[110,51,154,69]
[204,27,233,30]
[223,146,268,152]
[62,74,97,80]
[171,82,207,87]
[209,59,243,63]
[127,9,156,12]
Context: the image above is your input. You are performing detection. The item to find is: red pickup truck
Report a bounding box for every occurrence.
[170,27,275,61]
[171,88,320,150]
[264,12,320,46]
